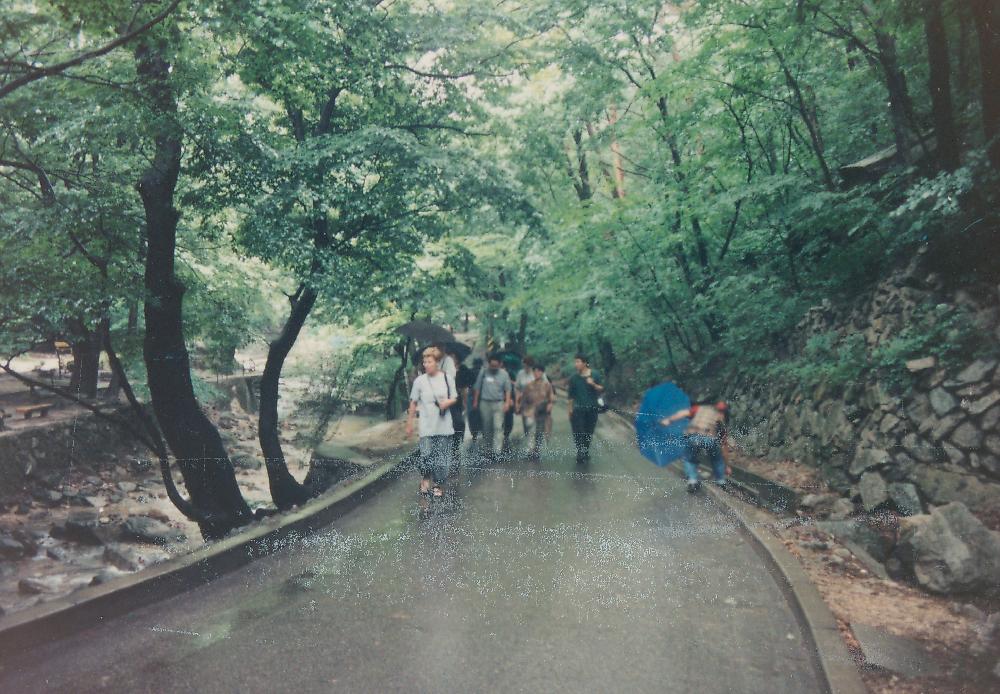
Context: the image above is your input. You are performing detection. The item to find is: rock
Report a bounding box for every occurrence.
[90,569,121,586]
[842,540,890,579]
[982,405,1000,432]
[800,494,839,515]
[888,483,923,516]
[828,498,856,520]
[895,502,1000,594]
[120,516,186,545]
[117,481,137,494]
[913,466,1000,516]
[817,519,893,561]
[879,414,901,434]
[930,387,957,416]
[827,554,845,566]
[57,511,106,546]
[32,489,64,506]
[799,540,829,551]
[0,535,28,560]
[949,359,997,386]
[142,509,172,523]
[950,422,984,451]
[960,603,987,622]
[833,547,852,559]
[902,433,935,464]
[986,435,1000,457]
[967,391,1000,416]
[851,622,943,677]
[928,413,964,442]
[849,448,890,478]
[103,544,142,572]
[82,495,109,509]
[906,357,936,373]
[46,546,70,561]
[18,575,65,595]
[941,441,965,465]
[860,472,889,512]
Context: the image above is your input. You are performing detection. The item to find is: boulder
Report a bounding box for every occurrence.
[895,502,1000,594]
[860,472,889,512]
[929,387,957,416]
[942,442,965,465]
[53,511,106,546]
[981,405,1000,432]
[928,413,964,442]
[18,575,65,595]
[849,448,890,478]
[103,544,142,572]
[967,391,1000,417]
[948,359,997,387]
[950,422,984,451]
[799,494,841,516]
[913,465,1000,516]
[828,498,857,520]
[906,357,936,373]
[902,433,935,464]
[888,482,924,516]
[120,516,186,545]
[0,535,28,560]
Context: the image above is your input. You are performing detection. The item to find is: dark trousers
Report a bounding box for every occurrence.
[450,406,466,459]
[570,408,598,462]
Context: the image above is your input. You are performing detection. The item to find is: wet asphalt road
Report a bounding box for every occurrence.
[1,407,822,693]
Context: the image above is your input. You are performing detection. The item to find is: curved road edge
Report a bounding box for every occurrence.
[602,408,866,694]
[0,448,415,661]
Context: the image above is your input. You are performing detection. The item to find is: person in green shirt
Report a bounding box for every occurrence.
[567,353,604,464]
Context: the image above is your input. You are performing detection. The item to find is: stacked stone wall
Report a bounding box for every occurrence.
[729,257,1000,521]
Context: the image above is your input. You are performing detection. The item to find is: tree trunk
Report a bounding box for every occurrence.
[972,0,1000,168]
[924,0,961,171]
[258,285,316,509]
[68,321,100,399]
[135,39,251,540]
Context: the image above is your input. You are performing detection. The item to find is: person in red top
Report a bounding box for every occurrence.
[661,401,729,493]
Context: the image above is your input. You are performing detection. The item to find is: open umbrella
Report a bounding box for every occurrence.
[635,381,691,467]
[395,320,454,344]
[411,340,472,366]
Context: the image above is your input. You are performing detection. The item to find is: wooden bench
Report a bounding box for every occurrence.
[15,403,53,419]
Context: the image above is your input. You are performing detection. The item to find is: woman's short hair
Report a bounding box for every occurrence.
[422,346,443,363]
[574,353,589,364]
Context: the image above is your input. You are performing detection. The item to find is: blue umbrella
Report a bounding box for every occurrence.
[635,381,691,467]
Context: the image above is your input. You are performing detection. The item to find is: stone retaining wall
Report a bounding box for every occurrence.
[0,408,144,500]
[729,258,1000,521]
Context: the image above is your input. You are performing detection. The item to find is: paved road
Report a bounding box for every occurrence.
[1,407,823,693]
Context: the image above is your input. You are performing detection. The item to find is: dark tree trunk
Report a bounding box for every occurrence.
[516,312,528,355]
[924,0,961,171]
[135,39,251,540]
[68,321,100,399]
[570,128,592,201]
[972,0,1000,168]
[258,285,316,509]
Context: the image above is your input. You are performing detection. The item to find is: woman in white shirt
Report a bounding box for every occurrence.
[406,346,457,497]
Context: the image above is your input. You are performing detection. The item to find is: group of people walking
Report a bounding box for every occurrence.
[405,347,607,497]
[404,343,729,499]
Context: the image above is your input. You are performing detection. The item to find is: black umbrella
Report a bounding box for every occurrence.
[411,341,472,366]
[395,320,454,344]
[443,341,472,362]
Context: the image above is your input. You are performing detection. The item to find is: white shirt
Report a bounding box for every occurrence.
[441,355,457,381]
[409,372,456,438]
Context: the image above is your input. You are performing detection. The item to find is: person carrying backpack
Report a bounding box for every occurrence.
[661,401,729,493]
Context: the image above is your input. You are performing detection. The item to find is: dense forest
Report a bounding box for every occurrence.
[2,0,998,537]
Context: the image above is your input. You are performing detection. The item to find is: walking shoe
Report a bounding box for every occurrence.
[686,480,701,494]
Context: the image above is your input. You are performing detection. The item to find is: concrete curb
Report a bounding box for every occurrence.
[0,447,415,661]
[704,486,867,694]
[601,408,866,694]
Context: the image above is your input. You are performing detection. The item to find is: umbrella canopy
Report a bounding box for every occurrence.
[411,340,472,366]
[395,320,454,344]
[635,381,691,467]
[443,341,472,362]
